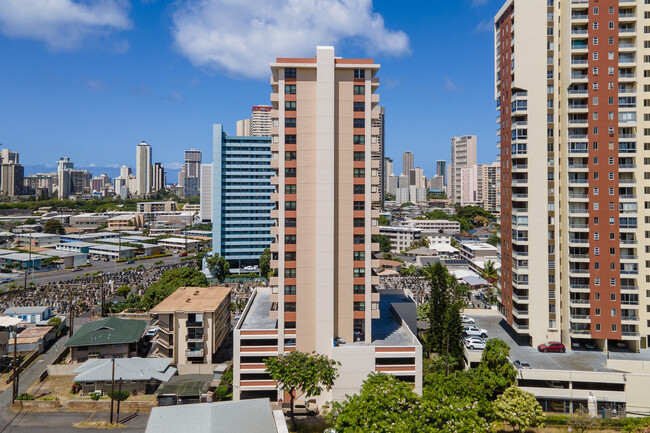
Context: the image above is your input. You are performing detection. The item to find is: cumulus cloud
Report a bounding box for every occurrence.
[171,0,410,79]
[0,0,132,49]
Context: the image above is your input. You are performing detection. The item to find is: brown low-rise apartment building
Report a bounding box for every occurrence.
[150,286,231,365]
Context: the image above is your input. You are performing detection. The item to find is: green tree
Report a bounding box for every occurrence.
[258,248,271,278]
[265,351,339,429]
[372,234,391,253]
[493,386,544,432]
[47,317,62,328]
[486,234,501,247]
[106,389,130,402]
[141,267,208,309]
[43,219,65,235]
[457,206,495,222]
[384,192,395,201]
[206,254,230,281]
[328,373,432,433]
[378,215,390,226]
[116,285,131,298]
[478,338,517,398]
[480,259,499,285]
[24,218,37,225]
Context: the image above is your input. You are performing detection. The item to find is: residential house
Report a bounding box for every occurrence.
[65,317,146,363]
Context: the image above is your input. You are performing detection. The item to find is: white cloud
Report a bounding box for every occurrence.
[85,78,106,91]
[444,76,460,92]
[471,0,488,7]
[474,19,493,33]
[0,0,132,49]
[171,0,410,79]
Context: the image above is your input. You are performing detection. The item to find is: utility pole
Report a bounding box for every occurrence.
[115,221,122,274]
[100,271,105,318]
[68,289,74,338]
[11,325,17,405]
[184,224,188,254]
[116,379,122,423]
[110,358,115,424]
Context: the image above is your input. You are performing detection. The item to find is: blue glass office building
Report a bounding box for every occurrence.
[211,124,274,266]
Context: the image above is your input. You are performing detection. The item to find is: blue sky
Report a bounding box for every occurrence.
[0,0,502,180]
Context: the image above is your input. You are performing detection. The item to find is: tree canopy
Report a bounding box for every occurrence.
[258,248,271,279]
[43,219,65,235]
[265,351,339,428]
[205,254,230,281]
[493,386,544,432]
[371,234,391,253]
[134,267,208,310]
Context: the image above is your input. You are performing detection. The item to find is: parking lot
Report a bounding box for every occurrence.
[464,312,650,372]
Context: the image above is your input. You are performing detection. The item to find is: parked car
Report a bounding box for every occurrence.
[0,278,12,284]
[70,267,82,272]
[537,341,566,353]
[145,327,159,337]
[464,337,486,350]
[92,256,100,261]
[583,342,597,350]
[282,400,318,417]
[513,360,532,369]
[463,325,488,338]
[125,260,136,264]
[179,252,188,257]
[103,257,110,262]
[460,315,475,324]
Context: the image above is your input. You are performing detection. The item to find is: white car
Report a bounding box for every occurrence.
[145,327,158,337]
[460,315,475,324]
[463,325,488,338]
[464,337,486,350]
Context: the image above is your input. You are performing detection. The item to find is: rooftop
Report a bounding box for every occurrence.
[3,306,50,316]
[15,325,54,343]
[239,287,277,330]
[469,314,650,372]
[153,374,212,398]
[74,357,176,382]
[145,398,284,433]
[65,317,146,348]
[150,286,231,314]
[461,243,498,252]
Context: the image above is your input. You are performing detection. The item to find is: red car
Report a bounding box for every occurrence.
[537,341,566,353]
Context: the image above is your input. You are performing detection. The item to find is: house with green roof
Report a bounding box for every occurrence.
[65,317,147,363]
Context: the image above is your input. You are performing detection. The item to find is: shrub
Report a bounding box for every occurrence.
[16,393,34,401]
[90,392,101,401]
[71,383,82,394]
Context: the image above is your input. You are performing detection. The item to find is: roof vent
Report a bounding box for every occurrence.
[186,298,191,303]
[194,290,200,296]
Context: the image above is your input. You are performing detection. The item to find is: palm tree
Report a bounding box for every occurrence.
[480,259,499,285]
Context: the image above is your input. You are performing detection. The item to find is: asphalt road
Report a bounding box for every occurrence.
[13,255,182,287]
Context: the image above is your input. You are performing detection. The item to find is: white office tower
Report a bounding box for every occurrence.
[135,141,152,196]
[236,118,252,136]
[450,135,477,204]
[199,163,213,222]
[152,163,166,193]
[57,157,73,199]
[250,106,272,136]
[460,165,478,206]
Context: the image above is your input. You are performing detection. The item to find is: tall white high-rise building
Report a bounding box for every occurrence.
[152,162,166,193]
[251,106,272,136]
[402,151,414,179]
[199,163,213,222]
[184,149,202,178]
[450,135,477,204]
[460,165,478,206]
[135,141,152,196]
[57,157,73,199]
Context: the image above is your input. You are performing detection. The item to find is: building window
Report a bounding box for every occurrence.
[353,168,365,178]
[596,323,601,331]
[285,118,296,128]
[353,201,365,211]
[285,302,296,312]
[354,69,365,79]
[612,324,617,332]
[354,102,365,111]
[285,84,296,94]
[284,285,296,295]
[353,118,365,128]
[285,168,296,177]
[285,68,296,78]
[353,151,365,161]
[285,201,296,210]
[285,218,296,227]
[353,184,365,194]
[354,302,365,311]
[595,308,601,316]
[285,235,296,244]
[353,285,365,294]
[285,268,296,278]
[285,151,296,161]
[285,101,296,111]
[285,135,296,144]
[353,218,365,227]
[285,252,296,261]
[353,235,365,244]
[353,135,365,145]
[353,85,365,95]
[353,268,365,278]
[353,251,365,261]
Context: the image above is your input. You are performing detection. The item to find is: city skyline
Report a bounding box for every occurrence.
[0,0,503,177]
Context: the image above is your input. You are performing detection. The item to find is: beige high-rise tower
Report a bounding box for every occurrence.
[233,47,422,403]
[496,0,649,351]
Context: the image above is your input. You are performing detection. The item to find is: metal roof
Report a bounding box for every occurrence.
[73,357,176,382]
